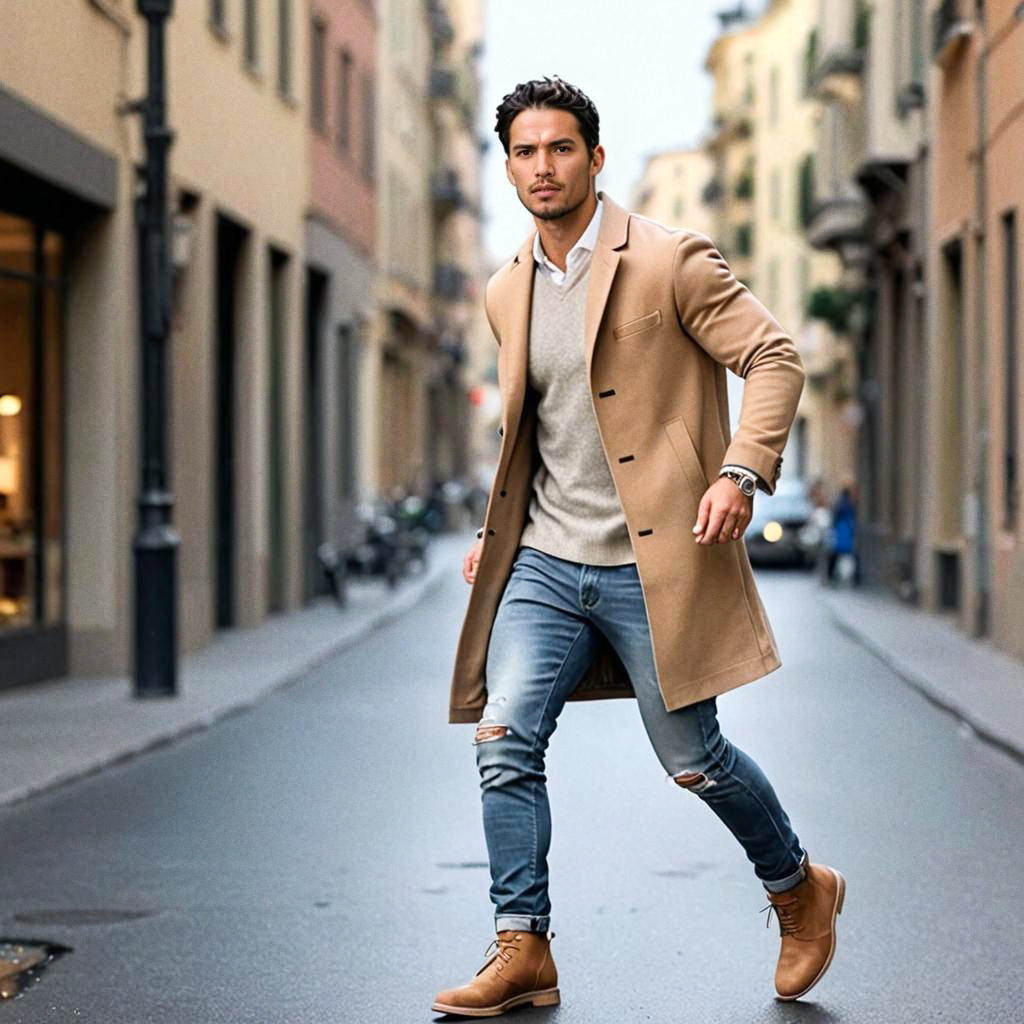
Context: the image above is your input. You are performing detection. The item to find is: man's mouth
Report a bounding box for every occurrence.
[531,184,560,195]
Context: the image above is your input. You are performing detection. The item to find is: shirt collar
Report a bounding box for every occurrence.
[532,197,603,274]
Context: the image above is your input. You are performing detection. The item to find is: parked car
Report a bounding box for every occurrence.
[744,478,823,569]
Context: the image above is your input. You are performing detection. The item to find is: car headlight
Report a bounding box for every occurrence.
[762,521,783,543]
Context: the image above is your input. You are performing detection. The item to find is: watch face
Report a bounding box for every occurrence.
[742,478,756,496]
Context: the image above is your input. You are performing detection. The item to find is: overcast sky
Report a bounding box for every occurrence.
[478,0,766,264]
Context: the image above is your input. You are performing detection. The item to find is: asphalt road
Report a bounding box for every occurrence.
[1,560,1022,1023]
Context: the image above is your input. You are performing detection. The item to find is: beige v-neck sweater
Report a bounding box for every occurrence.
[517,253,636,566]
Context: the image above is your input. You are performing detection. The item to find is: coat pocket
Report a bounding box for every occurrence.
[663,415,711,504]
[612,308,662,340]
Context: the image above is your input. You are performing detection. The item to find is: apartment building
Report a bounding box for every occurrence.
[632,148,715,237]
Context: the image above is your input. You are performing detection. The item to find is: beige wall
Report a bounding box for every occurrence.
[2,2,139,673]
[167,0,308,640]
[2,0,311,675]
[632,149,715,237]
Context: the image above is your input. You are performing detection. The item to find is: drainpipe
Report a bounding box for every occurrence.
[971,0,990,636]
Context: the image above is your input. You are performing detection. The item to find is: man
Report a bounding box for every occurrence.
[433,77,845,1018]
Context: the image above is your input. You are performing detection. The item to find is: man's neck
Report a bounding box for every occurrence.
[534,192,598,273]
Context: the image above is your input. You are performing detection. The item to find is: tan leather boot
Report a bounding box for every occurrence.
[765,862,845,1001]
[431,930,559,1018]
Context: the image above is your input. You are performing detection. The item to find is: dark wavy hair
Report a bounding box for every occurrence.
[494,76,600,157]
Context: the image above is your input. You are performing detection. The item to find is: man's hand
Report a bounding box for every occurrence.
[693,477,754,545]
[463,537,485,584]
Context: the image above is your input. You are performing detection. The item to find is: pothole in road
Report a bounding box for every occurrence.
[0,940,72,1001]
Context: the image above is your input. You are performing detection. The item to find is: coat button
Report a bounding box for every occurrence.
[499,490,507,497]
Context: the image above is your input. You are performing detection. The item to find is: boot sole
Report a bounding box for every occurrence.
[431,987,560,1017]
[776,868,845,1002]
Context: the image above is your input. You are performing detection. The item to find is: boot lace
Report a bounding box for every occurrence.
[480,935,520,974]
[761,900,801,937]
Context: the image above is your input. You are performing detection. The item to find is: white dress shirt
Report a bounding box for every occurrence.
[532,197,604,286]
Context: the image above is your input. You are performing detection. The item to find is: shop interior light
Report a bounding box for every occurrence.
[762,521,784,543]
[0,394,22,417]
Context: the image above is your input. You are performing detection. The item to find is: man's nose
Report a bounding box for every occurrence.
[534,150,553,176]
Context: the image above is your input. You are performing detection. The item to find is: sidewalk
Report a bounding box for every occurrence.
[824,583,1024,764]
[0,531,471,809]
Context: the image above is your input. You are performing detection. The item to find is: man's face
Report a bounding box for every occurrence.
[504,107,604,221]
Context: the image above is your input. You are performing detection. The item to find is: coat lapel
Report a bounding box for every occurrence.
[584,192,629,380]
[498,232,536,449]
[499,192,631,445]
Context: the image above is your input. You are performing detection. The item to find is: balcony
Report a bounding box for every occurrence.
[430,64,456,99]
[932,0,973,69]
[707,107,752,151]
[809,46,864,103]
[434,262,468,302]
[432,168,466,216]
[806,196,868,257]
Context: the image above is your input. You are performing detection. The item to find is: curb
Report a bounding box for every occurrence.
[825,600,1024,767]
[0,542,457,809]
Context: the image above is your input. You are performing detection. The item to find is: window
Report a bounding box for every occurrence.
[210,0,226,33]
[243,0,259,68]
[337,49,353,151]
[362,70,375,179]
[770,167,781,223]
[769,66,779,126]
[277,0,292,97]
[1004,210,1019,530]
[0,212,65,635]
[311,19,327,133]
[735,222,753,257]
[797,153,815,227]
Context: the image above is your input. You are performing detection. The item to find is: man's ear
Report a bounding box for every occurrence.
[590,143,606,179]
[505,158,515,186]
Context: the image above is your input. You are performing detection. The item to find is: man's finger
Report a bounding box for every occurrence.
[718,510,739,544]
[692,494,711,538]
[700,505,727,545]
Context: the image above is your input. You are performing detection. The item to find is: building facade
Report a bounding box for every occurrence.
[704,0,852,490]
[631,148,715,237]
[924,0,1023,650]
[305,0,378,599]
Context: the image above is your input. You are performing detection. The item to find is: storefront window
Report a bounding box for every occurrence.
[0,211,64,631]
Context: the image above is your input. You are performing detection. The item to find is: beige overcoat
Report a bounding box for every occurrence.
[448,192,805,725]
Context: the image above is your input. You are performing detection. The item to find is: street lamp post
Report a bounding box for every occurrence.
[133,0,179,696]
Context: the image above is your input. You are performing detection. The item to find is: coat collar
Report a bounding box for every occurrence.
[509,190,630,273]
[499,191,630,452]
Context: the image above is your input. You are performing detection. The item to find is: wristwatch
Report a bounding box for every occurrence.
[719,466,757,497]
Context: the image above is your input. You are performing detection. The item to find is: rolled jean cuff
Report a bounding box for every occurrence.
[761,848,809,894]
[495,914,550,933]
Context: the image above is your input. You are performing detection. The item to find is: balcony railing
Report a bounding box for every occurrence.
[434,262,468,302]
[932,0,973,67]
[431,168,466,215]
[429,64,456,99]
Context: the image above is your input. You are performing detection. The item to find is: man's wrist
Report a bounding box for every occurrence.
[719,464,759,497]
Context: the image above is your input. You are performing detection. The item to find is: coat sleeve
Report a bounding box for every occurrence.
[671,231,805,494]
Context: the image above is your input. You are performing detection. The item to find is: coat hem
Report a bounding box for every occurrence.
[447,648,781,723]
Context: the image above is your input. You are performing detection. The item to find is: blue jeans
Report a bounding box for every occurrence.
[475,545,808,933]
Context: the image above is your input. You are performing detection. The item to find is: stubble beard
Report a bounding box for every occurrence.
[521,186,590,222]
